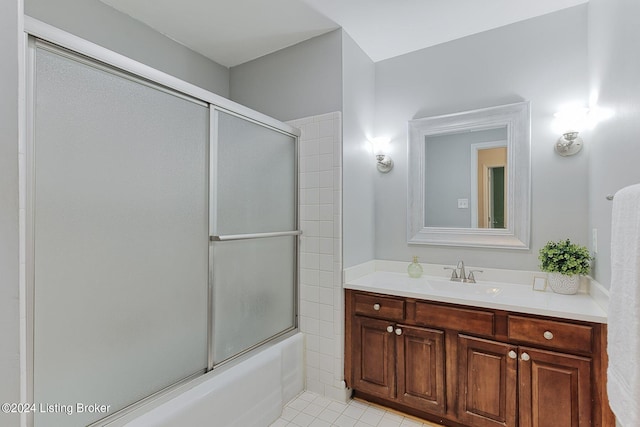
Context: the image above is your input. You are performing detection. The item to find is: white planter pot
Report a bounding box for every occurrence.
[547,272,580,295]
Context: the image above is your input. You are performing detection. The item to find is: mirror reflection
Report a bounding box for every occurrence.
[424,127,508,229]
[407,101,530,249]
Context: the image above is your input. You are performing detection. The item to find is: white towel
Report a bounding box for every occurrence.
[608,183,640,427]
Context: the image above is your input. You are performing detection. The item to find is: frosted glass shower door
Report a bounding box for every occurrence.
[31,42,209,427]
[210,109,298,365]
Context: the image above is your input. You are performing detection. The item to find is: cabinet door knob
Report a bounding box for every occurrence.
[521,352,530,361]
[373,303,381,311]
[395,328,402,336]
[508,350,517,359]
[543,331,554,340]
[387,325,394,333]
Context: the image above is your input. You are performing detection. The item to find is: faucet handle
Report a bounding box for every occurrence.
[444,267,458,279]
[467,270,483,283]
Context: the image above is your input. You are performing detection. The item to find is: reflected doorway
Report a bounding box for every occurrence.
[477,147,507,228]
[487,166,505,228]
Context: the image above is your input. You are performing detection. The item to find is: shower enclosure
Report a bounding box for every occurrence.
[26,33,299,427]
[210,109,298,365]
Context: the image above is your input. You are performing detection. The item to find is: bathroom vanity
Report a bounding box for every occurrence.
[344,269,615,427]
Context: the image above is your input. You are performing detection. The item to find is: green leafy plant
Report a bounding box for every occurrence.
[538,239,592,276]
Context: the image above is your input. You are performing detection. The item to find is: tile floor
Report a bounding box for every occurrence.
[270,391,444,427]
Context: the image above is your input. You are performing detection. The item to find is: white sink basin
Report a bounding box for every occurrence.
[426,279,503,297]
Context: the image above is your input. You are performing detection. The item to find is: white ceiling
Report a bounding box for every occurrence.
[100,0,588,67]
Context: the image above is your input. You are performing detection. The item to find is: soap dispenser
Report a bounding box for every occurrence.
[407,256,423,278]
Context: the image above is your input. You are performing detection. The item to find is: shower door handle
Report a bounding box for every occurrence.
[210,230,302,241]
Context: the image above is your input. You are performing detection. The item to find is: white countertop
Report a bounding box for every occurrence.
[345,270,608,323]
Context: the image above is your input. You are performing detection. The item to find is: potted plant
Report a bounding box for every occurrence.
[538,239,592,294]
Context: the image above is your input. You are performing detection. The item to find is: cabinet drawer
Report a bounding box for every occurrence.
[354,293,405,321]
[508,315,593,353]
[414,302,494,336]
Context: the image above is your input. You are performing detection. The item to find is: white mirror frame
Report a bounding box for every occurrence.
[408,101,531,249]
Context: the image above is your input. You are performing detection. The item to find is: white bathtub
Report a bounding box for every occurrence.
[109,333,304,427]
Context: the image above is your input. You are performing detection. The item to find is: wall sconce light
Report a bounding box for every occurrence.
[555,130,583,156]
[553,107,589,156]
[370,137,393,173]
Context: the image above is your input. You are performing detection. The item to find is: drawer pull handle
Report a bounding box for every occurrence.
[521,352,530,361]
[543,331,554,340]
[508,350,517,359]
[373,303,381,311]
[387,325,394,333]
[395,328,402,336]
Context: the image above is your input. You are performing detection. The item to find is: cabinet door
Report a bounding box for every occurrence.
[352,316,396,398]
[458,335,517,427]
[518,347,591,427]
[396,325,446,414]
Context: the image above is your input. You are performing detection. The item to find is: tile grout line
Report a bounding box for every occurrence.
[270,391,445,427]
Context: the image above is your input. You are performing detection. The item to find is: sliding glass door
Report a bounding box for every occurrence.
[209,109,299,366]
[31,41,209,427]
[29,39,299,427]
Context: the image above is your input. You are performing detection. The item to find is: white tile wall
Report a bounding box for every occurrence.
[288,112,349,402]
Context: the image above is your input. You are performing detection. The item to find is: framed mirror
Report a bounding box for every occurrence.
[408,101,530,249]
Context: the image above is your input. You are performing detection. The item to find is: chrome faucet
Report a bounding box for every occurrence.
[456,260,466,282]
[444,260,482,283]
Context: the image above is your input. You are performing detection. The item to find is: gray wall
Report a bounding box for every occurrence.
[229,30,343,122]
[373,5,589,271]
[26,0,229,96]
[342,31,376,267]
[425,134,474,228]
[587,0,640,288]
[1,0,21,425]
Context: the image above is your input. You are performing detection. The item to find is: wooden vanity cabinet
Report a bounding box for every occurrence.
[351,316,396,398]
[457,336,592,427]
[508,315,594,427]
[349,296,446,414]
[345,289,614,427]
[396,324,446,414]
[517,346,592,427]
[457,335,517,427]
